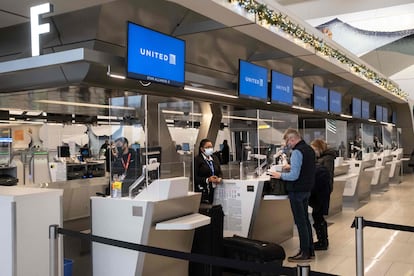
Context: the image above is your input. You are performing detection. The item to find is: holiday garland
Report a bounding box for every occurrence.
[229,0,408,100]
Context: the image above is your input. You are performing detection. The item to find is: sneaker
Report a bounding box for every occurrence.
[287,252,312,263]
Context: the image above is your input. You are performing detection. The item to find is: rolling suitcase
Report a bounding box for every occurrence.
[189,204,224,276]
[223,235,285,276]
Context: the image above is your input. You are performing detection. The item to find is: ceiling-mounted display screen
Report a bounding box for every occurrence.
[376,105,383,122]
[313,85,328,112]
[271,70,293,105]
[238,60,268,101]
[392,111,397,124]
[382,107,388,123]
[361,100,370,119]
[126,22,185,87]
[329,90,342,114]
[352,97,361,118]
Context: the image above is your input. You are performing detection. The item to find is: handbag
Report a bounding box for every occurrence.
[263,178,287,195]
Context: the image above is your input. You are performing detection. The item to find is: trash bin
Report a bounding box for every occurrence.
[64,259,73,276]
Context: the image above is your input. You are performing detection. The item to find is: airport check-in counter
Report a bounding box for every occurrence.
[342,158,376,209]
[91,177,210,276]
[213,178,294,244]
[329,161,350,216]
[368,151,394,191]
[0,186,63,276]
[388,149,404,184]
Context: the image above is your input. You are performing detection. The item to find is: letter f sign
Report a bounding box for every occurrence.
[30,3,53,56]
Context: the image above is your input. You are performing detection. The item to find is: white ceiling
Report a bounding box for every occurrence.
[274,0,414,99]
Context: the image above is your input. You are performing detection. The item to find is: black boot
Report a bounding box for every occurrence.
[313,221,329,250]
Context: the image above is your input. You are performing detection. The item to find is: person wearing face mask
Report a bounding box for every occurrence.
[111,137,141,196]
[194,138,223,204]
[309,139,336,251]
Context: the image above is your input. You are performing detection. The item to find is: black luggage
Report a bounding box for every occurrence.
[189,204,224,276]
[223,235,285,276]
[0,175,18,186]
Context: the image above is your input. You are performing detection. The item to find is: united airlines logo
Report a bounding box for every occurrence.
[245,76,264,87]
[139,48,177,65]
[275,84,290,93]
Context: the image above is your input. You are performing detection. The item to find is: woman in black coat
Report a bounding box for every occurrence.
[194,138,223,204]
[310,139,336,250]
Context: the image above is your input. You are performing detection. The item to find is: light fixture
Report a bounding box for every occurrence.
[292,105,314,112]
[36,100,135,110]
[162,110,185,115]
[184,85,238,99]
[9,109,24,115]
[25,110,43,116]
[368,119,376,123]
[340,114,353,119]
[107,65,126,80]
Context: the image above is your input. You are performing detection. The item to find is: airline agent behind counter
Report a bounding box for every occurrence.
[194,138,223,204]
[112,137,141,196]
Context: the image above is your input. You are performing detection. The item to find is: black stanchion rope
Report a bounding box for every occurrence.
[350,218,414,233]
[57,227,335,276]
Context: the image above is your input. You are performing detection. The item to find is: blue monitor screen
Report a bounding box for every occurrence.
[127,22,185,87]
[361,100,370,119]
[382,107,388,123]
[238,60,268,101]
[352,98,361,118]
[313,85,328,112]
[271,70,293,105]
[376,105,382,122]
[392,111,397,124]
[329,90,342,114]
[182,143,190,152]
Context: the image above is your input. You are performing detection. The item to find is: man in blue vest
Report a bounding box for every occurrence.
[269,128,316,262]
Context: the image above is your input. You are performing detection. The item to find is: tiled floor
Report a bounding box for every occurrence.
[281,173,414,276]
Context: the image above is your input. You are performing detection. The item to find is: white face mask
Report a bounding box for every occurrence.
[204,148,214,156]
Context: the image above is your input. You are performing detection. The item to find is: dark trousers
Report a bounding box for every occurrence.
[288,191,313,254]
[311,200,326,225]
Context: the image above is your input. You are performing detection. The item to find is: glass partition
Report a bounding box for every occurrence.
[221,109,298,179]
[303,119,347,158]
[362,124,374,156]
[382,124,393,150]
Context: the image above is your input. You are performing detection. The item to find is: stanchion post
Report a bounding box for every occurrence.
[355,216,364,276]
[296,264,310,276]
[49,224,59,276]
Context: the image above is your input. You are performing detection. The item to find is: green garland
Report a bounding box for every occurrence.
[229,0,408,100]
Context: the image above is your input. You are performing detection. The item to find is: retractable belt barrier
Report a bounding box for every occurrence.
[351,216,414,276]
[50,225,337,276]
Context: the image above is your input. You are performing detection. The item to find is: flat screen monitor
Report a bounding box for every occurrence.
[382,107,388,123]
[329,90,342,114]
[392,111,397,124]
[58,146,70,158]
[182,143,190,152]
[270,70,293,105]
[361,100,370,119]
[80,147,90,159]
[313,85,328,112]
[352,97,361,118]
[126,22,185,87]
[238,60,268,101]
[376,105,383,122]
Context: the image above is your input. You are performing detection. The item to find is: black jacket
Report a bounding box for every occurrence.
[316,148,336,192]
[194,153,222,203]
[285,140,316,192]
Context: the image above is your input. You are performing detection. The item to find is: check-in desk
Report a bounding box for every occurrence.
[213,178,294,244]
[342,159,376,209]
[329,163,350,216]
[388,149,403,184]
[369,152,393,191]
[92,177,210,276]
[0,186,63,276]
